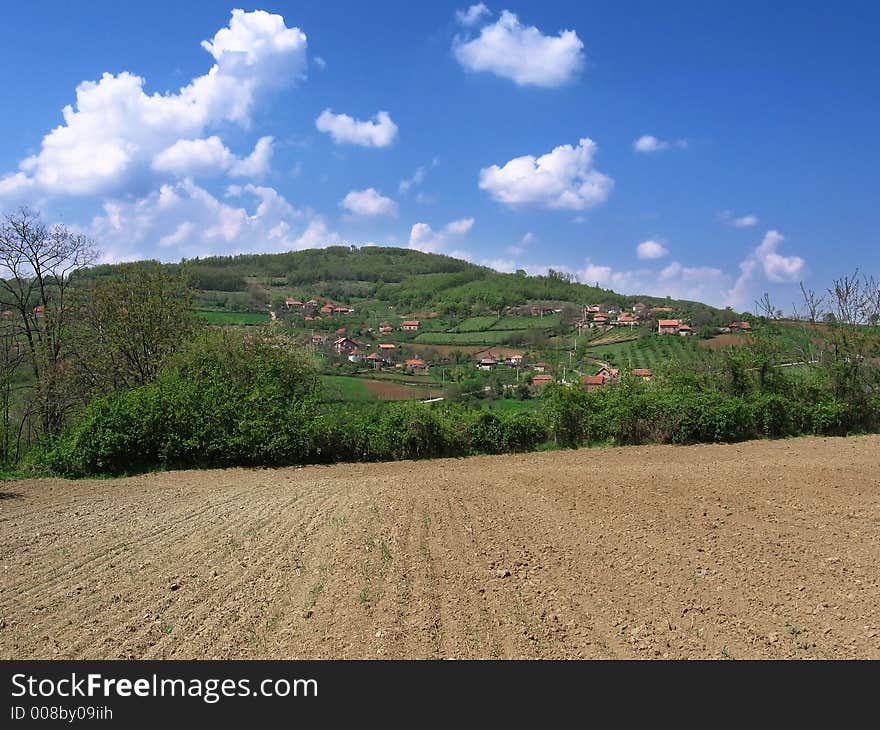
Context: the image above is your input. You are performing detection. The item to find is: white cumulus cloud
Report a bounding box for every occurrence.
[727,230,807,307]
[636,240,669,260]
[409,217,474,257]
[315,109,398,147]
[453,9,584,88]
[479,138,613,211]
[89,180,338,262]
[0,9,306,200]
[151,135,274,178]
[340,188,398,217]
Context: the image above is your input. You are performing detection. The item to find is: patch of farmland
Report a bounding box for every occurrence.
[414,330,529,346]
[4,435,879,659]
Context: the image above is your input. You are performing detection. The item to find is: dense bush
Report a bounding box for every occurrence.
[38,331,320,476]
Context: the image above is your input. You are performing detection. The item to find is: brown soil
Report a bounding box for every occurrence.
[2,435,879,660]
[698,333,751,350]
[362,379,441,400]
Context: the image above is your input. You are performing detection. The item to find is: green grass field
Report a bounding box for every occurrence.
[320,375,377,402]
[451,316,500,332]
[478,398,542,413]
[198,309,268,325]
[489,314,559,330]
[585,334,712,370]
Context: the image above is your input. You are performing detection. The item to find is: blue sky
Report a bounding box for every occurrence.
[1,1,877,310]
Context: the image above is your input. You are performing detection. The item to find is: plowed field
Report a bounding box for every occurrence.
[2,435,878,659]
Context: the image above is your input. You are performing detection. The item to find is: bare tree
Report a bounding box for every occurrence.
[794,281,827,323]
[754,292,782,320]
[0,208,98,436]
[822,270,880,402]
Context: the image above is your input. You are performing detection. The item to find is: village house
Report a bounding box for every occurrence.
[616,313,638,327]
[378,323,394,334]
[506,354,524,367]
[347,350,365,364]
[405,357,428,373]
[310,334,328,346]
[333,336,360,355]
[333,306,354,315]
[477,356,497,371]
[678,323,694,336]
[533,362,553,374]
[530,374,554,391]
[633,302,647,313]
[591,314,609,328]
[378,343,397,351]
[631,368,653,380]
[657,319,681,335]
[581,375,606,391]
[587,305,601,314]
[729,321,753,331]
[595,365,620,382]
[319,304,334,315]
[400,320,421,332]
[365,352,387,369]
[285,298,303,309]
[305,299,319,308]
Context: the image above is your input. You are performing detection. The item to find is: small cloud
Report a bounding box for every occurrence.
[636,239,669,260]
[399,158,438,194]
[452,9,584,88]
[479,138,613,211]
[505,231,535,256]
[314,56,327,69]
[727,229,806,307]
[315,109,398,148]
[633,135,688,153]
[409,217,474,255]
[340,188,398,217]
[721,211,759,228]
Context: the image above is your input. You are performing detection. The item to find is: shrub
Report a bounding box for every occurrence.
[41,330,320,476]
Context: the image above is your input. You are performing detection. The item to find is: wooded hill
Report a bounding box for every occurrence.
[81,245,732,321]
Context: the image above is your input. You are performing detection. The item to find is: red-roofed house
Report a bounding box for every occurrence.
[400,320,420,331]
[631,368,653,379]
[378,343,396,351]
[405,357,428,373]
[334,336,360,354]
[657,319,681,334]
[730,321,752,331]
[477,357,497,371]
[379,323,394,334]
[616,313,638,327]
[596,366,620,382]
[580,375,606,391]
[319,304,334,315]
[533,362,553,373]
[531,374,554,391]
